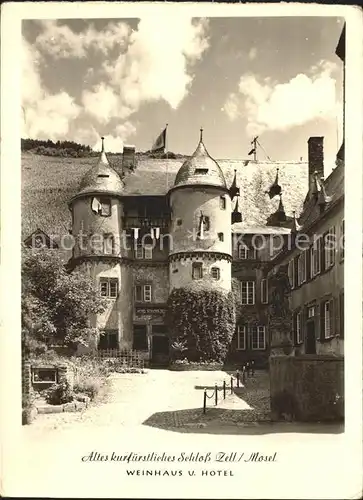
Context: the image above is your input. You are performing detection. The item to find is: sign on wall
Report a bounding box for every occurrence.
[135,306,166,316]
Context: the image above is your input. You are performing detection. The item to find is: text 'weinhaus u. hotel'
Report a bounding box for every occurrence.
[24,26,345,366]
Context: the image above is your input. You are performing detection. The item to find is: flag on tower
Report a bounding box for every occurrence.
[151,125,167,153]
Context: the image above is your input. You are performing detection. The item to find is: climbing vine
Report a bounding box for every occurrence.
[166,280,236,362]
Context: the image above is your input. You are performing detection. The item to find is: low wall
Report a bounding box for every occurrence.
[31,363,75,391]
[269,355,344,422]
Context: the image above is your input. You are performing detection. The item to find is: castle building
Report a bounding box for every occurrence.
[60,128,330,367]
[23,130,342,367]
[22,24,344,367]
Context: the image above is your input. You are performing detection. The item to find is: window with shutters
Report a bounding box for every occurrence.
[308,306,315,318]
[324,227,336,269]
[134,240,153,259]
[296,312,303,344]
[192,262,203,280]
[135,240,143,259]
[238,244,248,259]
[340,220,344,261]
[97,197,111,217]
[99,278,118,298]
[237,325,246,350]
[241,281,255,305]
[251,326,266,350]
[297,251,307,285]
[288,260,295,289]
[311,237,322,277]
[261,279,268,304]
[238,243,256,260]
[144,245,153,259]
[135,284,152,303]
[323,299,334,338]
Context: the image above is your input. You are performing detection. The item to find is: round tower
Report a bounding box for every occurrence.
[68,138,132,352]
[168,129,232,291]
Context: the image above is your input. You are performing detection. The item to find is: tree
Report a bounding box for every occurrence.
[166,280,236,363]
[22,246,107,355]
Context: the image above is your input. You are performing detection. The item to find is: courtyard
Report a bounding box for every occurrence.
[26,368,342,435]
[10,368,346,499]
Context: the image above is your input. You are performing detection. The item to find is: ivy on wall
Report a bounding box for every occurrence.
[166,280,236,362]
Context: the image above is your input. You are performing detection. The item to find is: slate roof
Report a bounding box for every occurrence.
[172,137,227,190]
[22,152,313,244]
[74,149,124,200]
[298,160,344,231]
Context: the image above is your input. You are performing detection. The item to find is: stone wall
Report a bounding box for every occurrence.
[269,355,344,422]
[22,355,31,404]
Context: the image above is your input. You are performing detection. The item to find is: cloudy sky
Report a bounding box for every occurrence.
[22,16,344,161]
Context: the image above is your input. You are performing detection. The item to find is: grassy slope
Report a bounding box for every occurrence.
[21,152,308,242]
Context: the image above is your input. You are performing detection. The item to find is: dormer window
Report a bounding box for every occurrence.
[91,196,111,217]
[97,174,110,178]
[194,168,209,175]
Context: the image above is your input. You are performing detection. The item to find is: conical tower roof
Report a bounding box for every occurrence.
[76,137,124,198]
[172,129,227,190]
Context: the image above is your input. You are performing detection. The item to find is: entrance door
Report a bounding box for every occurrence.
[306,321,316,354]
[151,331,169,366]
[133,325,148,351]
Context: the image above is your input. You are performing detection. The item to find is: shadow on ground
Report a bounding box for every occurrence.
[142,408,344,435]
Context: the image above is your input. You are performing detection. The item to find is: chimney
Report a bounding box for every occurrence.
[122,144,136,173]
[308,137,324,191]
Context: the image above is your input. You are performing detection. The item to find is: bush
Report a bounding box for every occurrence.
[73,377,102,400]
[45,381,74,405]
[170,359,223,371]
[166,281,236,363]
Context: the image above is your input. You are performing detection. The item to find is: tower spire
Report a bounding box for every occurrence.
[200,127,204,142]
[98,136,110,167]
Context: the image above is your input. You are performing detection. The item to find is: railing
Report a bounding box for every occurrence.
[96,348,145,368]
[202,362,255,414]
[122,216,170,229]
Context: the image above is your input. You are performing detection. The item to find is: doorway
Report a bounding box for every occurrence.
[133,325,148,351]
[306,320,316,354]
[151,327,169,366]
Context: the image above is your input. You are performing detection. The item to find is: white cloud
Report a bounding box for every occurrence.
[224,60,341,136]
[82,17,210,122]
[116,122,137,140]
[73,121,136,152]
[248,47,257,60]
[34,20,131,58]
[82,83,123,125]
[22,39,80,140]
[23,17,209,141]
[93,135,123,153]
[222,93,240,121]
